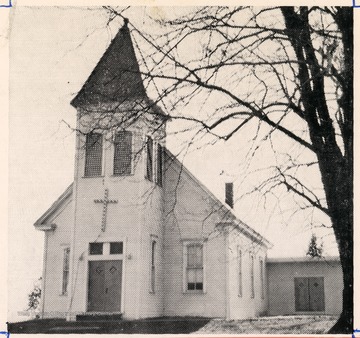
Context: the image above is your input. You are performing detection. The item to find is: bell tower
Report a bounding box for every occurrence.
[66,19,168,320]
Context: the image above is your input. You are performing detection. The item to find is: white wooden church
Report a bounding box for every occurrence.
[34,20,342,321]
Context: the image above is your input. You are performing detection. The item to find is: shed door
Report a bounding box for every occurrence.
[309,277,325,311]
[295,277,309,311]
[295,277,324,312]
[88,260,122,312]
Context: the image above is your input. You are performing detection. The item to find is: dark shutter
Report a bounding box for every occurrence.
[114,131,132,176]
[84,133,103,177]
[225,182,234,208]
[146,137,153,181]
[62,248,70,295]
[156,144,163,186]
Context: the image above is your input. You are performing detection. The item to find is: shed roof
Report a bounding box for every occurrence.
[267,256,340,263]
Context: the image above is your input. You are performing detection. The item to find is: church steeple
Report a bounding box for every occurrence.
[71,19,147,108]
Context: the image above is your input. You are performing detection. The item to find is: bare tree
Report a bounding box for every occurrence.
[100,6,353,333]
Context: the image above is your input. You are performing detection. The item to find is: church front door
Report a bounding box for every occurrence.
[88,260,122,312]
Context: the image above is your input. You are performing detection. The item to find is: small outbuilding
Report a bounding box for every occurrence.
[267,256,343,316]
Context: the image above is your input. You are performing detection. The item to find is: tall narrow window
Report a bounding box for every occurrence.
[186,244,203,291]
[150,241,156,293]
[156,143,163,187]
[114,131,132,176]
[84,133,103,177]
[250,254,255,298]
[238,249,242,297]
[260,258,264,299]
[62,247,70,295]
[146,137,153,181]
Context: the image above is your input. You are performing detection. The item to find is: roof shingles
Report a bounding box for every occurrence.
[71,19,147,108]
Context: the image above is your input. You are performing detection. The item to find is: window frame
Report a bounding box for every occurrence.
[183,240,206,293]
[238,247,243,297]
[84,132,103,177]
[259,257,265,299]
[150,240,156,293]
[145,136,154,181]
[61,247,70,295]
[250,253,255,299]
[113,130,133,176]
[155,143,163,187]
[89,242,103,255]
[110,242,123,255]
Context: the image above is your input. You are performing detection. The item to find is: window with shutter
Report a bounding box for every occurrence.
[84,133,103,177]
[156,143,163,187]
[146,137,153,181]
[114,131,132,176]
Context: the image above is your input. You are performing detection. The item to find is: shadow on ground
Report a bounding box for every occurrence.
[8,317,211,334]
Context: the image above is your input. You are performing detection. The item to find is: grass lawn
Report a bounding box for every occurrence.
[196,315,338,334]
[8,315,338,334]
[7,317,211,334]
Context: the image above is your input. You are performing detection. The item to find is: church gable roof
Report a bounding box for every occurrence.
[164,149,272,248]
[71,19,147,108]
[34,183,73,230]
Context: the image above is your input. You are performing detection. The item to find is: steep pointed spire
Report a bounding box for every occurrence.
[71,19,147,108]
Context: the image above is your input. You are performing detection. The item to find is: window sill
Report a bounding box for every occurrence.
[82,175,104,178]
[183,291,206,295]
[111,174,134,177]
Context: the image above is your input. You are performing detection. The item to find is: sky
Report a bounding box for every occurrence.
[4,5,355,323]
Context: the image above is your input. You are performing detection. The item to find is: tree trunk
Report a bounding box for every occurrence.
[328,207,353,333]
[281,7,353,332]
[317,145,353,334]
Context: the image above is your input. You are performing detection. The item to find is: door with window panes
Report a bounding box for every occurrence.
[88,260,122,312]
[87,242,123,312]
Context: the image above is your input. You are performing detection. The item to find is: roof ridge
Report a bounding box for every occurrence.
[164,148,272,248]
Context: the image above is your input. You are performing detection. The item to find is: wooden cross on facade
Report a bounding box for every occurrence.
[94,188,118,232]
